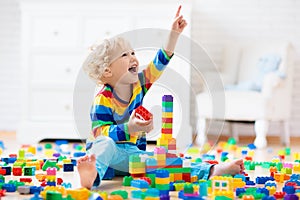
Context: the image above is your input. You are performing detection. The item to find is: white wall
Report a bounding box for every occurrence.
[190,0,300,136]
[0,0,299,136]
[0,0,21,130]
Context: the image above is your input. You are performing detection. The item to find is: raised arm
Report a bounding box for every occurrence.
[164,5,188,57]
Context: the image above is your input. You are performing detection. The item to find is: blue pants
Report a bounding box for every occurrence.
[86,136,213,186]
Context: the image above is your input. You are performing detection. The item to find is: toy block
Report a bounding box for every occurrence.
[154,147,166,154]
[66,188,89,200]
[162,118,173,123]
[161,134,173,140]
[131,179,149,190]
[0,166,11,175]
[20,178,32,183]
[162,112,173,118]
[182,173,191,182]
[24,166,36,176]
[35,173,46,182]
[174,173,182,181]
[42,160,59,171]
[0,189,6,197]
[0,174,4,183]
[2,183,16,192]
[110,190,128,199]
[162,95,173,102]
[161,128,172,134]
[155,177,169,185]
[18,185,31,194]
[63,163,74,172]
[0,168,6,175]
[46,167,57,175]
[135,106,152,121]
[47,175,56,182]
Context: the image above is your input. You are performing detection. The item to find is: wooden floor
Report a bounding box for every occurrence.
[1,131,300,199]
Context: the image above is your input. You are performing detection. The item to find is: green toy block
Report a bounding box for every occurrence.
[162,101,173,107]
[23,166,36,176]
[44,143,53,149]
[122,176,133,186]
[195,158,202,163]
[18,149,25,159]
[0,175,4,182]
[46,190,63,200]
[285,147,291,156]
[215,196,232,200]
[155,184,169,190]
[276,162,283,171]
[129,155,140,162]
[227,137,236,145]
[42,160,60,171]
[221,156,228,162]
[157,167,191,173]
[183,184,194,194]
[111,190,128,199]
[146,174,156,188]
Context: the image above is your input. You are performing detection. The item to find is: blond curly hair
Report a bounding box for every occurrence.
[82,37,132,84]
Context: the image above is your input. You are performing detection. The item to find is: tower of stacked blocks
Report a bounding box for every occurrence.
[157,95,176,154]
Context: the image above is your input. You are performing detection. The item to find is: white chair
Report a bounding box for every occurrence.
[195,41,295,148]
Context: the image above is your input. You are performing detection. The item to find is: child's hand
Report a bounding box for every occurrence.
[171,5,187,34]
[128,110,154,136]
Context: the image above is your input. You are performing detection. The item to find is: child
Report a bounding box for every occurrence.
[78,6,244,189]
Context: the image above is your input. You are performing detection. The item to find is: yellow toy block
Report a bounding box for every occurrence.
[157,138,168,146]
[27,146,36,155]
[212,191,234,199]
[191,175,198,183]
[155,177,170,184]
[162,112,173,118]
[266,186,276,195]
[40,186,67,199]
[67,188,89,200]
[145,197,160,200]
[129,167,145,174]
[161,134,172,140]
[47,175,56,182]
[293,164,300,173]
[169,173,174,182]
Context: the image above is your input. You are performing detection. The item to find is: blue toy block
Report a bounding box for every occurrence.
[199,182,208,197]
[156,169,169,178]
[159,190,169,196]
[221,152,229,157]
[262,196,276,200]
[46,181,56,186]
[178,190,203,200]
[73,152,86,157]
[160,194,171,200]
[257,188,269,196]
[241,150,248,155]
[2,183,16,192]
[0,140,5,149]
[169,182,175,191]
[265,180,277,188]
[30,193,43,200]
[247,143,256,149]
[162,107,173,112]
[290,174,300,181]
[245,180,255,185]
[201,154,215,160]
[145,188,160,197]
[166,158,183,166]
[283,185,296,194]
[236,188,246,196]
[29,186,43,194]
[102,167,115,180]
[256,176,275,184]
[146,158,158,166]
[88,193,103,200]
[131,190,145,199]
[71,159,77,166]
[61,182,72,189]
[234,174,246,181]
[131,179,149,189]
[63,163,74,172]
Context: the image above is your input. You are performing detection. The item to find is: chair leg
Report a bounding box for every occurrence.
[281,121,290,146]
[195,118,207,146]
[254,120,268,149]
[229,122,239,142]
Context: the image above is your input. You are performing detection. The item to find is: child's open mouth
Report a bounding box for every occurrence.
[128,66,137,73]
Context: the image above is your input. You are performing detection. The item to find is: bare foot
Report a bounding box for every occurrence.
[77,154,98,189]
[210,159,245,177]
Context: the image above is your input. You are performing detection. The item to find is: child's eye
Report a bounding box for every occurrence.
[122,53,128,57]
[131,52,135,56]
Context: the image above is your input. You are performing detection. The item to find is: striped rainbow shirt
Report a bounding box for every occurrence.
[88,49,172,144]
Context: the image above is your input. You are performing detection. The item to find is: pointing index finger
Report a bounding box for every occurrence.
[175,5,182,18]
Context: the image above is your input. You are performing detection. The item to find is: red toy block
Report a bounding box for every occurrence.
[0,169,6,175]
[9,154,17,158]
[135,106,152,121]
[13,167,22,176]
[182,173,191,182]
[57,177,63,185]
[273,191,286,199]
[139,177,151,185]
[205,160,219,165]
[20,178,32,183]
[0,189,6,197]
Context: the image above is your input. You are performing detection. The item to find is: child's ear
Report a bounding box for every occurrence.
[102,67,113,78]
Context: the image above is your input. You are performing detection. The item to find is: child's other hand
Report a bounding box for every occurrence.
[128,110,154,136]
[171,5,187,33]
